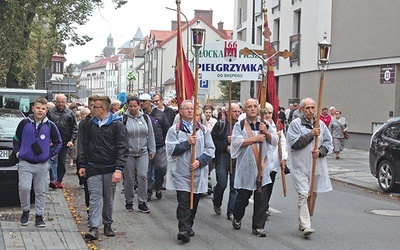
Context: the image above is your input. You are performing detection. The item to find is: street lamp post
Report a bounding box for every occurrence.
[166,6,190,61]
[309,33,332,215]
[189,21,206,209]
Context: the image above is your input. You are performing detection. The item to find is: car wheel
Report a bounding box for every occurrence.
[377,160,396,193]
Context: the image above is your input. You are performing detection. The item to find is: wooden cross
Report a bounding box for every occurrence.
[239,3,292,193]
[240,6,291,67]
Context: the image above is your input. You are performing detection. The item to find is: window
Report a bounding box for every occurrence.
[272,0,280,13]
[275,76,279,96]
[272,18,280,68]
[290,9,301,66]
[290,34,301,65]
[239,7,243,24]
[383,123,400,140]
[52,62,63,74]
[256,25,263,46]
[255,0,262,15]
[293,9,301,34]
[292,73,300,98]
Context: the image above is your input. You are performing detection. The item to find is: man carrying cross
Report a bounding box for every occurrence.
[230,98,278,237]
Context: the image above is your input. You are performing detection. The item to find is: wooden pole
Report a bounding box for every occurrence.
[308,70,325,215]
[256,57,268,193]
[228,81,233,174]
[277,122,287,197]
[190,49,200,209]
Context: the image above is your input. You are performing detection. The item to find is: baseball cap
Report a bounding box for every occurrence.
[139,93,152,101]
[329,106,336,110]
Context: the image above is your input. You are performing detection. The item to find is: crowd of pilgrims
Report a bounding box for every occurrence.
[47,93,348,242]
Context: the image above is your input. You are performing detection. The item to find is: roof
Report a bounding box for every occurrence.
[82,55,119,70]
[220,29,233,39]
[116,47,134,59]
[150,30,176,43]
[157,16,231,48]
[52,53,67,62]
[133,28,144,40]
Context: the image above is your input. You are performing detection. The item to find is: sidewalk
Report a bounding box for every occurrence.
[0,148,377,250]
[0,188,87,250]
[326,148,380,192]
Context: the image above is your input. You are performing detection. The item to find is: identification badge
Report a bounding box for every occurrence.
[138,121,143,125]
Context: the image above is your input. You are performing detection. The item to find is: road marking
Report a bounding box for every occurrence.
[248,199,283,214]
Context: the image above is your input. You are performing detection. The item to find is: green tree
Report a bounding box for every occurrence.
[218,81,241,100]
[0,0,127,88]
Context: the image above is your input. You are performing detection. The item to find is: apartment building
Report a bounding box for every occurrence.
[233,0,400,149]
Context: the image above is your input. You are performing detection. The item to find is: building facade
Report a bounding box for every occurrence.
[77,10,231,104]
[143,9,232,102]
[233,0,400,150]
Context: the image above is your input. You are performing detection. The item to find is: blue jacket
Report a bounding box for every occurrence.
[13,116,62,164]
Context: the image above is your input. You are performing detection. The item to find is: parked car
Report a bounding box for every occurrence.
[0,108,24,206]
[369,117,400,192]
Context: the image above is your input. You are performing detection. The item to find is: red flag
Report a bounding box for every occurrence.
[175,2,195,106]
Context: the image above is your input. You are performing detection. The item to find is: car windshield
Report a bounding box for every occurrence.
[0,108,24,139]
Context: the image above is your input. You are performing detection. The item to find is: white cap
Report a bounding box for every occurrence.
[329,106,336,110]
[139,93,152,101]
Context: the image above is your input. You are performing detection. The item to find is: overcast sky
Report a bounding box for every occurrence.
[65,0,234,65]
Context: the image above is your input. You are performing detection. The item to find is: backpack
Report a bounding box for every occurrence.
[218,118,227,136]
[238,119,269,131]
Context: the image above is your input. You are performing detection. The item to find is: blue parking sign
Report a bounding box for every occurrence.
[199,80,209,89]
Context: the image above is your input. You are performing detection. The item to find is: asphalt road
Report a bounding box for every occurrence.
[63,164,400,250]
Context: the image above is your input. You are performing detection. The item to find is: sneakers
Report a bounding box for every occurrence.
[252,228,266,237]
[155,190,162,199]
[20,210,29,226]
[85,227,99,241]
[56,182,63,189]
[104,223,116,237]
[213,205,221,215]
[35,215,45,227]
[125,203,134,212]
[177,231,190,243]
[227,214,234,221]
[49,180,57,189]
[302,228,315,237]
[232,219,241,230]
[138,203,150,213]
[266,211,272,217]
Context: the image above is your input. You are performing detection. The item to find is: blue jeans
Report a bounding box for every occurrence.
[49,145,69,183]
[49,155,58,182]
[212,153,237,216]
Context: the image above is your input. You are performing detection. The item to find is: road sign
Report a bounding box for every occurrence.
[198,80,209,95]
[198,40,263,81]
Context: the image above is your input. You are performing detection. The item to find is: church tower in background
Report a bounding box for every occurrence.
[103,34,115,58]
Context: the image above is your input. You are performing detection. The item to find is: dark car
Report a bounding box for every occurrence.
[0,108,24,206]
[369,117,400,192]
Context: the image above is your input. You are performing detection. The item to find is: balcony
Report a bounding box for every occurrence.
[289,33,301,66]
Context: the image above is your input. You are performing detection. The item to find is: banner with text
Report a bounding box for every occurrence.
[198,40,263,81]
